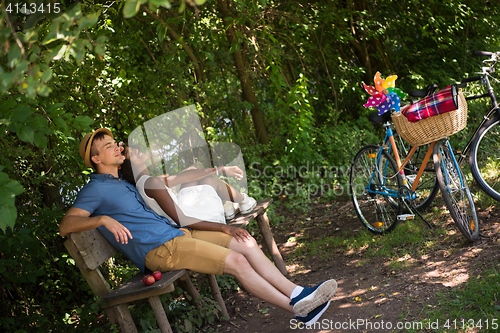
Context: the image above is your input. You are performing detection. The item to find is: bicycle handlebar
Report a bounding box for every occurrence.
[461,76,482,83]
[473,51,493,57]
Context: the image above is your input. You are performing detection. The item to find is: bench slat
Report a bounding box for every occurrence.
[104,270,186,303]
[68,229,119,271]
[226,198,273,228]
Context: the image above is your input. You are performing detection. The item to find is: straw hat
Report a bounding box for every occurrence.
[79,128,113,168]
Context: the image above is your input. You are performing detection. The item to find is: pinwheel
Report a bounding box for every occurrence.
[363,72,406,115]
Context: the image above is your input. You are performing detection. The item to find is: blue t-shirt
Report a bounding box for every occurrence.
[72,173,184,272]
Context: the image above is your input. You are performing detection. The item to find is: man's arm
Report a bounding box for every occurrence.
[60,207,133,244]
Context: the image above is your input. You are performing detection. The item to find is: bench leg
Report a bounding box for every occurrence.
[256,212,289,276]
[148,296,173,333]
[178,273,203,310]
[106,304,138,333]
[207,274,229,319]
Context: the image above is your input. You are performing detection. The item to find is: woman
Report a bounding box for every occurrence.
[120,145,257,242]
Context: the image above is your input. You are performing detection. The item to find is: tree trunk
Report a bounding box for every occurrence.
[217,0,269,145]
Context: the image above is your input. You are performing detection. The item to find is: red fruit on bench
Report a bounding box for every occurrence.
[152,271,162,281]
[142,275,155,286]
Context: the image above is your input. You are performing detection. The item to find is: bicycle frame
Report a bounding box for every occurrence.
[367,122,435,199]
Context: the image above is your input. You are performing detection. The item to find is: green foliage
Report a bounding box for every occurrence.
[1,0,500,331]
[0,166,24,230]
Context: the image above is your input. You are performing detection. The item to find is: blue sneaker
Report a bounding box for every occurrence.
[295,300,331,327]
[290,279,337,316]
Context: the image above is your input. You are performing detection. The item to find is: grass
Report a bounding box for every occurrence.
[290,214,448,267]
[405,264,500,333]
[287,184,499,332]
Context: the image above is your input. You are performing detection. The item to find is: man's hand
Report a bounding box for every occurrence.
[221,166,244,180]
[221,224,251,242]
[101,216,133,244]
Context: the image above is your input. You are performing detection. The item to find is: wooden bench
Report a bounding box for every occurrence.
[226,198,288,276]
[63,198,286,332]
[64,229,228,333]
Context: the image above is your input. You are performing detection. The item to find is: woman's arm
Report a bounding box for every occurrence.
[187,221,251,243]
[144,177,250,242]
[161,166,244,187]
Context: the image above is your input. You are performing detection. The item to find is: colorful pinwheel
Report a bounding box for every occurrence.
[363,72,406,115]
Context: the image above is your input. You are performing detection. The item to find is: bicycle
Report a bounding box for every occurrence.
[454,51,500,201]
[367,110,440,211]
[350,89,480,241]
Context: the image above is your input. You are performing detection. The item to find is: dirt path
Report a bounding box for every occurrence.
[210,196,500,333]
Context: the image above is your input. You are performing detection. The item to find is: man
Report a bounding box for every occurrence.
[59,128,338,326]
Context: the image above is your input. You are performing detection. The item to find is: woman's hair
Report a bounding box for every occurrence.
[120,158,136,185]
[119,145,137,185]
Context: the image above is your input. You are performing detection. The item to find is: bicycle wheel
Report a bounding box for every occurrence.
[393,133,440,210]
[469,115,500,201]
[350,144,402,234]
[433,140,479,241]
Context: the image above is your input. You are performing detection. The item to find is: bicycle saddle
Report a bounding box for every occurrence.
[368,111,391,126]
[408,84,438,98]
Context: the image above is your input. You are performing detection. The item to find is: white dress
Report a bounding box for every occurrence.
[135,175,226,226]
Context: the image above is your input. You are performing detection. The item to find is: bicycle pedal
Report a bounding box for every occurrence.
[397,214,415,221]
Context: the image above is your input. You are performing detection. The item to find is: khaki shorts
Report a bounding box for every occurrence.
[145,228,232,275]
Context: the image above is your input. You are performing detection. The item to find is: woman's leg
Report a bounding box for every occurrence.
[198,176,244,203]
[146,231,295,313]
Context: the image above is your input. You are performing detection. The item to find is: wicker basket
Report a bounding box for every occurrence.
[391,89,468,146]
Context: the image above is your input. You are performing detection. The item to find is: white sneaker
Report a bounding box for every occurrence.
[239,194,257,214]
[223,201,237,220]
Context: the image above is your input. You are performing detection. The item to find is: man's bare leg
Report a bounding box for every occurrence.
[228,237,338,318]
[223,250,294,313]
[228,237,296,297]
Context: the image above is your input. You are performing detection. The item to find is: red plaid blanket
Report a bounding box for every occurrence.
[402,86,458,123]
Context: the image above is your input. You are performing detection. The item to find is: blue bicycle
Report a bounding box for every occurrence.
[350,92,479,241]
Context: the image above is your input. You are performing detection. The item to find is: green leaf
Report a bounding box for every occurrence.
[53,117,68,131]
[149,0,172,9]
[10,105,33,122]
[4,180,24,196]
[123,0,146,19]
[17,125,35,143]
[184,319,192,331]
[0,204,17,231]
[23,30,38,43]
[77,13,99,32]
[46,103,65,115]
[0,98,17,110]
[33,132,48,148]
[41,68,53,82]
[7,44,22,67]
[74,115,94,128]
[95,35,107,55]
[47,44,68,61]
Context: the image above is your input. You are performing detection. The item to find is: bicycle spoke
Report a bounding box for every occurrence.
[434,140,479,241]
[471,117,500,200]
[350,145,402,234]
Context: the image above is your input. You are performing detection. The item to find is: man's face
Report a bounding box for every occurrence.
[91,135,125,168]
